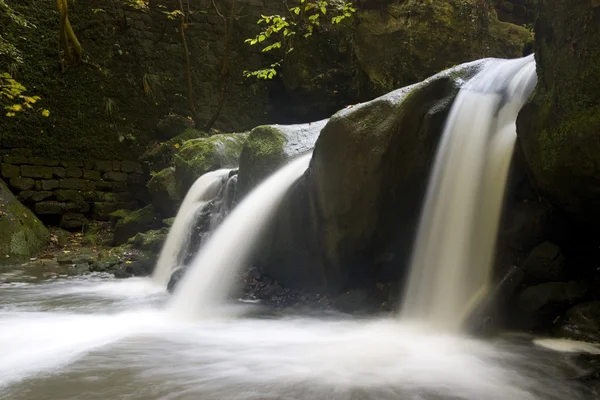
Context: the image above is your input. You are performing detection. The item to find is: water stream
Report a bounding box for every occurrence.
[152,169,232,287]
[401,56,538,331]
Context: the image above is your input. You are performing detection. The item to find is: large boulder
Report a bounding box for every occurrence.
[521,241,566,284]
[517,1,600,225]
[515,282,588,331]
[253,60,487,293]
[112,205,162,246]
[0,178,50,264]
[148,167,180,218]
[236,120,328,198]
[174,133,247,197]
[353,0,532,93]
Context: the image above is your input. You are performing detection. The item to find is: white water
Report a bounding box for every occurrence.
[0,273,593,400]
[168,154,312,319]
[152,169,232,287]
[402,56,538,331]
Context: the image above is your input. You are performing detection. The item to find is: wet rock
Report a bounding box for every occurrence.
[0,178,50,264]
[167,267,187,292]
[126,228,168,254]
[155,114,196,140]
[554,302,600,343]
[516,282,588,330]
[258,283,285,300]
[522,242,566,283]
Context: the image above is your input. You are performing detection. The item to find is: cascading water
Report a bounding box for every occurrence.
[168,154,312,319]
[152,169,232,287]
[401,55,538,331]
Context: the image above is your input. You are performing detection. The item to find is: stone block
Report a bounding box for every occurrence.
[10,177,35,191]
[82,170,102,181]
[66,167,83,178]
[60,213,88,230]
[35,201,66,215]
[94,160,113,172]
[35,181,42,191]
[66,201,90,213]
[121,161,142,174]
[59,179,95,191]
[84,160,95,170]
[60,160,84,168]
[55,189,84,203]
[41,180,59,191]
[52,167,66,178]
[96,181,128,192]
[103,171,128,182]
[28,157,46,165]
[82,190,103,202]
[21,165,53,179]
[17,190,35,202]
[103,192,134,202]
[31,191,53,202]
[113,161,122,171]
[1,163,20,178]
[3,155,28,164]
[44,159,60,167]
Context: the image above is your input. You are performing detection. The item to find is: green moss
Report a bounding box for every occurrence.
[126,228,169,254]
[0,178,50,264]
[174,133,247,196]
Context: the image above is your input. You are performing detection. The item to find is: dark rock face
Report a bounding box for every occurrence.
[522,242,566,284]
[517,1,600,225]
[516,282,588,330]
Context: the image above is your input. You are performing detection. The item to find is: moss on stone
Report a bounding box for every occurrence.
[173,133,247,197]
[148,167,180,218]
[354,0,532,93]
[517,0,600,223]
[126,228,169,254]
[0,178,50,264]
[113,205,161,245]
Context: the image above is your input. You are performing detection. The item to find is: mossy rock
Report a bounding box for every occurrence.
[126,228,169,254]
[112,205,161,246]
[174,133,247,197]
[148,167,180,218]
[141,129,207,172]
[236,120,328,198]
[517,0,600,225]
[353,0,532,93]
[0,178,50,264]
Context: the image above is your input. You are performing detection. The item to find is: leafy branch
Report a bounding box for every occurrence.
[243,0,356,80]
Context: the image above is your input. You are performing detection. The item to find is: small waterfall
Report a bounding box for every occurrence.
[168,154,312,319]
[152,169,232,287]
[401,56,538,331]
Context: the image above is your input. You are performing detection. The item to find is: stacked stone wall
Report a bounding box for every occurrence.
[0,149,148,229]
[495,0,536,26]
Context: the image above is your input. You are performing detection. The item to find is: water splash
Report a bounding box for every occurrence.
[401,56,538,331]
[152,169,232,287]
[168,154,312,319]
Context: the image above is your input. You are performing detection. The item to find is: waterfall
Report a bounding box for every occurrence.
[168,154,312,319]
[152,169,232,287]
[401,56,538,331]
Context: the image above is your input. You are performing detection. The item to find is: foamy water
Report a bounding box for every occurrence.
[0,274,595,400]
